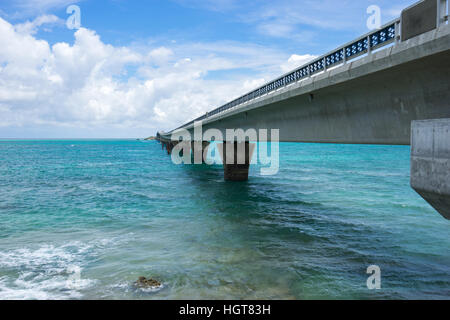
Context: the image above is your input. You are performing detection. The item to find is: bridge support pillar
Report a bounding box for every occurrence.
[191,141,210,164]
[166,141,176,155]
[218,142,255,181]
[411,119,450,220]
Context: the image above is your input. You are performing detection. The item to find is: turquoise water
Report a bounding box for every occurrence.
[0,140,448,300]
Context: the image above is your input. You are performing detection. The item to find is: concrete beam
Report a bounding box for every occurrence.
[161,24,450,145]
[411,119,450,219]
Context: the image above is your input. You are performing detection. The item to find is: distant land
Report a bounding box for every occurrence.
[144,136,156,141]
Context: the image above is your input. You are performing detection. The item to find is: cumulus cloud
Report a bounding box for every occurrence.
[0,16,308,137]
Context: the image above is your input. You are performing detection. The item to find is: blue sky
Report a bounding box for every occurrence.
[0,0,417,138]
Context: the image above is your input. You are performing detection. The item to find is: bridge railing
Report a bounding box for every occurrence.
[169,0,448,133]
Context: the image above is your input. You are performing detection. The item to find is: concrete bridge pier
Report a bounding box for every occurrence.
[166,142,172,155]
[165,141,178,155]
[411,119,450,220]
[218,142,256,181]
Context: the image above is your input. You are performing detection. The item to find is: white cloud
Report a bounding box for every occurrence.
[0,16,310,137]
[280,54,316,73]
[15,14,63,34]
[147,47,174,65]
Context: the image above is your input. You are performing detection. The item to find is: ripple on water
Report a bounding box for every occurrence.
[0,141,448,300]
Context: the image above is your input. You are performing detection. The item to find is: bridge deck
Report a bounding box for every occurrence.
[161,23,450,145]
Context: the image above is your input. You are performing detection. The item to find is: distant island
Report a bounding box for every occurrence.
[144,136,157,141]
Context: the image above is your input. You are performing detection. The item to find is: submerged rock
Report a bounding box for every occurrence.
[135,276,162,288]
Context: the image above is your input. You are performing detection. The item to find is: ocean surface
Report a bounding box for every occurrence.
[0,139,448,300]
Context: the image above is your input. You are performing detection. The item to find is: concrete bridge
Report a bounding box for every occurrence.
[157,0,450,219]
